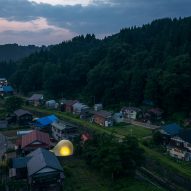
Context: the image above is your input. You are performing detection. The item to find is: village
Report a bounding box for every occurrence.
[1,77,191,191]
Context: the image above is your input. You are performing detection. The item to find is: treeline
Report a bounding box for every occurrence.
[0,44,40,62]
[3,17,191,115]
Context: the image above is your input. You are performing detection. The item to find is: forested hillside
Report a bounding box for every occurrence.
[2,17,191,115]
[0,44,40,62]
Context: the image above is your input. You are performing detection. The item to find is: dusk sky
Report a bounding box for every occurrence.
[0,0,191,46]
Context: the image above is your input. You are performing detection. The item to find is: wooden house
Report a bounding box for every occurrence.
[27,94,44,106]
[91,110,113,127]
[14,109,33,125]
[60,100,78,113]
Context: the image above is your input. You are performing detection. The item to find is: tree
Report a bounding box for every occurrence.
[5,96,23,112]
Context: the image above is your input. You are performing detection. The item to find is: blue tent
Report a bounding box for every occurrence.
[33,115,58,128]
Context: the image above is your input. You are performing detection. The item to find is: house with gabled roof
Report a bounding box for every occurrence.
[27,148,64,186]
[14,109,33,125]
[18,130,50,153]
[27,94,44,106]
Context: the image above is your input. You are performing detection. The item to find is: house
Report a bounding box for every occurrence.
[33,114,58,129]
[60,100,78,113]
[18,130,50,153]
[14,109,33,125]
[91,110,113,127]
[45,100,58,109]
[27,148,64,186]
[94,104,103,111]
[121,107,142,120]
[167,129,191,161]
[113,112,124,123]
[160,123,182,144]
[147,108,163,121]
[73,102,89,118]
[27,94,44,106]
[51,120,78,141]
[10,148,64,187]
[0,78,7,86]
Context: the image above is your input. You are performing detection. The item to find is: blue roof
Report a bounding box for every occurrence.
[162,123,182,136]
[35,115,58,127]
[3,85,14,92]
[12,157,31,169]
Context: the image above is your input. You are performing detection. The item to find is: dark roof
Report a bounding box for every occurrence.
[21,130,50,148]
[179,129,191,144]
[28,94,43,101]
[12,157,31,169]
[148,108,163,115]
[35,115,58,127]
[14,109,32,117]
[27,148,63,176]
[92,110,112,118]
[161,123,182,136]
[64,100,78,106]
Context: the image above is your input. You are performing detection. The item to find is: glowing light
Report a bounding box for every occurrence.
[51,140,74,157]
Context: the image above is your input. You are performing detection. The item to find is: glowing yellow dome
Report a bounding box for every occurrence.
[51,140,74,157]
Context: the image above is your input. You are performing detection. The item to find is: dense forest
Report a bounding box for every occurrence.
[0,44,40,62]
[1,17,191,116]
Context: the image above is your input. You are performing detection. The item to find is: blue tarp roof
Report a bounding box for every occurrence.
[34,114,58,128]
[162,123,182,136]
[3,85,14,92]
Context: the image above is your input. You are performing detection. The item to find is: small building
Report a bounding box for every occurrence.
[60,100,78,113]
[51,120,78,141]
[18,130,50,153]
[73,102,89,118]
[147,108,163,121]
[45,100,58,109]
[91,110,113,127]
[160,123,182,144]
[94,104,103,111]
[121,107,142,120]
[113,112,124,123]
[27,148,64,187]
[167,136,191,161]
[14,109,33,125]
[0,78,7,86]
[27,94,44,106]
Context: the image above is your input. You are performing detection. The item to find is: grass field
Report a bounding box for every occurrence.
[60,157,165,191]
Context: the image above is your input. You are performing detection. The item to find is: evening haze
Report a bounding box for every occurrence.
[0,0,190,45]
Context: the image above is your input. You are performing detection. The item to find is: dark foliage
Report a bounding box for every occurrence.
[2,17,191,115]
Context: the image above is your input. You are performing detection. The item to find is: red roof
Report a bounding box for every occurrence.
[81,133,91,142]
[21,130,50,148]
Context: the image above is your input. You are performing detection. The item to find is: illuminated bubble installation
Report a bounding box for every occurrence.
[51,140,74,157]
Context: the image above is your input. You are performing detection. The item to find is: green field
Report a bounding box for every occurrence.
[60,157,165,191]
[111,124,152,139]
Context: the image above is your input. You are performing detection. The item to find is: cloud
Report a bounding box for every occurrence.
[0,0,191,45]
[0,17,77,45]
